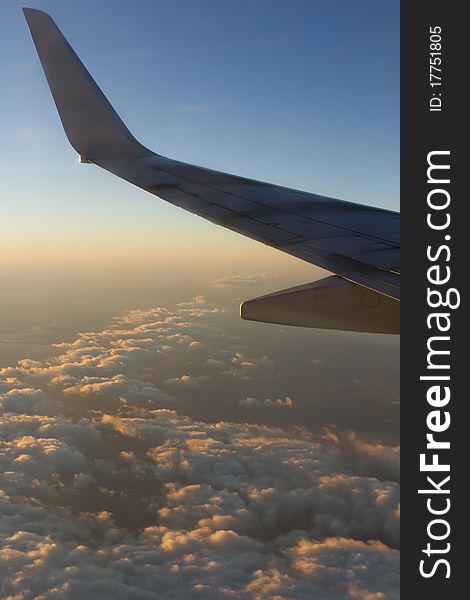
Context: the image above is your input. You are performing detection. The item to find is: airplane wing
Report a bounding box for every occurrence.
[23,8,400,333]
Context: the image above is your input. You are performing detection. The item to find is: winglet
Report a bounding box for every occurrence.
[23,8,151,162]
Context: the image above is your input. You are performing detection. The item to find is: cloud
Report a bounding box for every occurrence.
[205,358,225,368]
[0,386,59,415]
[208,273,276,288]
[63,374,178,405]
[238,396,295,408]
[164,374,211,389]
[0,304,273,408]
[0,300,399,598]
[0,407,399,599]
[175,295,207,308]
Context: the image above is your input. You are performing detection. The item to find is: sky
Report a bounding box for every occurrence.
[1,0,398,265]
[0,1,399,598]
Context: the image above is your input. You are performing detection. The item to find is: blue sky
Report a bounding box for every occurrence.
[0,0,398,264]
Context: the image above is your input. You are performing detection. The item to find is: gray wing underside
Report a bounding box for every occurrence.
[23,8,400,301]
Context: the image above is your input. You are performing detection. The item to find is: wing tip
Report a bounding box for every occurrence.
[22,8,57,38]
[22,7,51,20]
[23,5,150,161]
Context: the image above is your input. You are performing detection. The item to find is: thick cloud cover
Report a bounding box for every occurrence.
[0,299,399,599]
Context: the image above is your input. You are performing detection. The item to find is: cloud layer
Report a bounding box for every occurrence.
[0,297,274,413]
[0,299,399,599]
